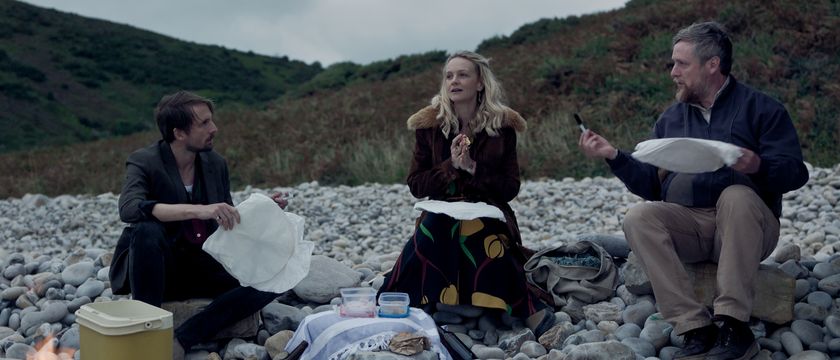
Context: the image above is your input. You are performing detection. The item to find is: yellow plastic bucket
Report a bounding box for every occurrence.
[75,300,173,360]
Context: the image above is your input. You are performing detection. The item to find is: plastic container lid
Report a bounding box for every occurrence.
[340,287,377,298]
[378,292,409,305]
[75,300,173,336]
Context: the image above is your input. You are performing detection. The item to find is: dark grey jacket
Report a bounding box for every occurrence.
[118,140,232,237]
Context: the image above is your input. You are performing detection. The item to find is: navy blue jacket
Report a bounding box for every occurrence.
[606,77,808,217]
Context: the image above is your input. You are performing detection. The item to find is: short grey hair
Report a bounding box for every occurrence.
[672,22,733,75]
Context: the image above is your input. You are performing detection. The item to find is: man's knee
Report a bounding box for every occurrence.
[717,185,762,207]
[130,221,168,248]
[623,203,663,233]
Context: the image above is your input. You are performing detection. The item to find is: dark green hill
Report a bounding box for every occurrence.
[0,0,322,152]
[1,0,839,198]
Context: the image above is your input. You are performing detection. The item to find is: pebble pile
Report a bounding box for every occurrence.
[0,163,838,359]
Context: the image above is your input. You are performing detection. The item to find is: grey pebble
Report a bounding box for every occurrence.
[782,331,805,356]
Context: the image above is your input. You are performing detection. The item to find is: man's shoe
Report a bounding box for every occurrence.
[705,316,759,360]
[673,324,718,359]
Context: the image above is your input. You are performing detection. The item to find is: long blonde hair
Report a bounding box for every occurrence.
[432,51,507,137]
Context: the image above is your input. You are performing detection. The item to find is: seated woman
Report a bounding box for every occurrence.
[380,51,554,337]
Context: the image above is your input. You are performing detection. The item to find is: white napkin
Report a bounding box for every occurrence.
[414,200,506,222]
[203,193,313,293]
[631,138,743,173]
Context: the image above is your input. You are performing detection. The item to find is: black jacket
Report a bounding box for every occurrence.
[118,140,233,237]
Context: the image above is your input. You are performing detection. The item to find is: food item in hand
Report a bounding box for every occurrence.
[464,137,472,146]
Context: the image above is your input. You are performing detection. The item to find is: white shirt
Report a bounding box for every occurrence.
[690,76,730,123]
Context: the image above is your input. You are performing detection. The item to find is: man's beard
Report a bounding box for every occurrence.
[675,80,707,105]
[186,142,213,153]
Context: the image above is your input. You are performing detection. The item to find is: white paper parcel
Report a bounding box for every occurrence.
[203,193,313,293]
[414,200,506,222]
[631,138,743,174]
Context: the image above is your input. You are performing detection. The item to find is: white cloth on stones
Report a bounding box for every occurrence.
[203,193,313,293]
[414,200,505,222]
[631,137,743,173]
[285,308,452,360]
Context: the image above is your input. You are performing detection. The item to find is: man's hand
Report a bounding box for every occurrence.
[271,192,289,209]
[201,203,240,230]
[579,130,618,160]
[731,147,761,174]
[151,202,239,230]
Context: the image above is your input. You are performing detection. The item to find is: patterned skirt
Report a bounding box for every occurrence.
[381,212,543,318]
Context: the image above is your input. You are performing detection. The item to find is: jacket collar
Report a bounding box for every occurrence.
[406,105,527,132]
[158,140,220,204]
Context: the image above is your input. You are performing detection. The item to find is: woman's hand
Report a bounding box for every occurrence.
[451,134,476,175]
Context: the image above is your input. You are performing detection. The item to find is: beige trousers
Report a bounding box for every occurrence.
[623,185,779,335]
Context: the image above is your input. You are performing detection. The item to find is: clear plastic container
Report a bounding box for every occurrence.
[340,287,376,317]
[378,292,410,318]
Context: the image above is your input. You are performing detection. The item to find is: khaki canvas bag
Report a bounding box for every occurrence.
[523,241,618,307]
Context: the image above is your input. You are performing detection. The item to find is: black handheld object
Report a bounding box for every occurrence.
[438,325,476,360]
[286,341,308,360]
[573,113,587,132]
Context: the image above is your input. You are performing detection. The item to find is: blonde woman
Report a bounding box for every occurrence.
[381,51,555,337]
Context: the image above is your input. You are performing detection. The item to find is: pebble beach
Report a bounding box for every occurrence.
[1,163,839,359]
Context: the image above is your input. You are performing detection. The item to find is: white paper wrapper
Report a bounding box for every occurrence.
[203,193,313,293]
[631,137,743,173]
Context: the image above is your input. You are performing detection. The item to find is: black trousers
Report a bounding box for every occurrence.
[128,221,278,349]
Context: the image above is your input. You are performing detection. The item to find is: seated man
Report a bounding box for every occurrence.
[578,22,808,360]
[113,91,286,357]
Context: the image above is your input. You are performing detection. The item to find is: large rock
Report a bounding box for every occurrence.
[293,255,360,303]
[576,234,630,258]
[684,263,794,324]
[261,302,306,334]
[621,252,652,295]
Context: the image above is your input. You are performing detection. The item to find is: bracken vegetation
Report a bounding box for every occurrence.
[1,0,838,198]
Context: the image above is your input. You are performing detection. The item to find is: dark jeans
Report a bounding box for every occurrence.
[128,221,278,349]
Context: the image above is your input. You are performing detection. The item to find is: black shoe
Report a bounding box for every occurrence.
[705,316,759,360]
[673,324,718,359]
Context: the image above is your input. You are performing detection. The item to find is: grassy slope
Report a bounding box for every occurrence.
[0,0,321,152]
[1,0,838,198]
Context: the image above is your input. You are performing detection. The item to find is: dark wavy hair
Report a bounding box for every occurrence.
[154,91,214,143]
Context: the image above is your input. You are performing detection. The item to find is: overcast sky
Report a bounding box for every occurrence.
[21,0,627,66]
